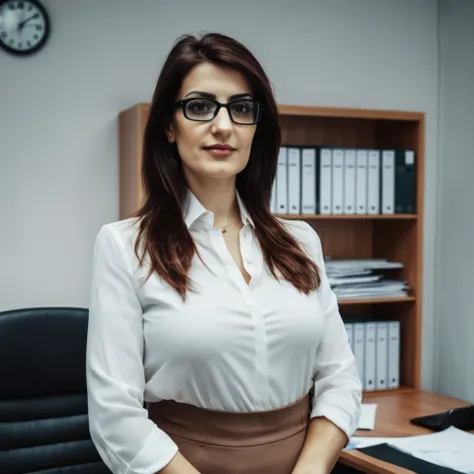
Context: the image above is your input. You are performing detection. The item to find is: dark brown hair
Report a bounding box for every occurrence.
[132,32,320,299]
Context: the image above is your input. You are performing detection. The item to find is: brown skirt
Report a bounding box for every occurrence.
[148,394,310,474]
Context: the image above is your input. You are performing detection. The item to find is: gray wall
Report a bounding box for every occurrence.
[436,0,474,401]
[0,0,438,390]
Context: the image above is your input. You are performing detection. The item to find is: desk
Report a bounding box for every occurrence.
[338,389,473,474]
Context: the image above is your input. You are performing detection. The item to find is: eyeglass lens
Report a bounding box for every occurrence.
[184,99,259,124]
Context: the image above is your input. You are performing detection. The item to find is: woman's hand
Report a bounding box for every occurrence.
[291,416,348,474]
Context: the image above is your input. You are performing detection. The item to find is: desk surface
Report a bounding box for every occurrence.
[338,389,473,474]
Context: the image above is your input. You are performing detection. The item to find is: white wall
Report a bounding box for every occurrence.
[0,0,439,390]
[435,0,474,401]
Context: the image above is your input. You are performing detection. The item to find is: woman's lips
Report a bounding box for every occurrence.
[203,145,236,157]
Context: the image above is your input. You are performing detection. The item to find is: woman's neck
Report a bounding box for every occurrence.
[186,177,241,228]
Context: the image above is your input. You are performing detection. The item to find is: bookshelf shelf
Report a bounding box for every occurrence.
[118,102,425,395]
[338,296,416,306]
[277,104,425,122]
[363,386,417,397]
[277,214,418,220]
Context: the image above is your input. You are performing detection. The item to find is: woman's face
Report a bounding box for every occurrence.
[167,62,258,184]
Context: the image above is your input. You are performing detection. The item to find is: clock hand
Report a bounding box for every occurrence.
[18,13,39,30]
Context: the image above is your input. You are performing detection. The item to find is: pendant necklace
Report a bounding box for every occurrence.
[219,218,242,234]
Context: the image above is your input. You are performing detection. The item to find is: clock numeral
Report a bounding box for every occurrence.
[1,31,7,40]
[27,40,32,47]
[18,2,25,9]
[36,24,43,31]
[33,34,39,40]
[8,3,16,10]
[28,5,33,11]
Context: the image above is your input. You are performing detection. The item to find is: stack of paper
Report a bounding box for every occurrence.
[346,427,474,473]
[324,259,408,300]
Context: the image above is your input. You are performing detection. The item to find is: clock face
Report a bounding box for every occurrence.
[0,0,50,56]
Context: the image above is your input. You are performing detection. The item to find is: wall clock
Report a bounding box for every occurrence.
[0,0,50,56]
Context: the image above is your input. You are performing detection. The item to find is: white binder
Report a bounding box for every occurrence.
[276,146,288,214]
[388,321,400,388]
[381,150,395,214]
[355,150,368,214]
[353,323,365,385]
[319,148,332,215]
[343,149,356,214]
[287,147,301,215]
[364,322,376,392]
[367,150,381,214]
[331,149,344,214]
[344,323,354,353]
[270,178,277,213]
[375,322,388,390]
[301,147,317,214]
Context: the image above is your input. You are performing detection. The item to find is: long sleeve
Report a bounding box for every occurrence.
[305,225,362,439]
[86,225,178,474]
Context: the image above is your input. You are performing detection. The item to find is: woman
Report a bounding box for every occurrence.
[86,33,362,474]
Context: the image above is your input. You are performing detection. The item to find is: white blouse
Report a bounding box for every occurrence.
[86,191,362,474]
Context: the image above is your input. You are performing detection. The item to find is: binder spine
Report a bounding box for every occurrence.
[319,148,332,214]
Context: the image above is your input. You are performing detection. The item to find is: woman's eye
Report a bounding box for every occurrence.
[188,100,212,113]
[232,102,252,114]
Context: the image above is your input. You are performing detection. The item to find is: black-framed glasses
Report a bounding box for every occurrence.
[175,98,263,125]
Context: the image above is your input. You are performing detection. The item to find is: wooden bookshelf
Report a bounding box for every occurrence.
[118,103,425,394]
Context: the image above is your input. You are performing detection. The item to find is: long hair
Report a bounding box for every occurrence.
[132,32,320,299]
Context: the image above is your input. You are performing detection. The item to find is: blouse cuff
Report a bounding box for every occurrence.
[125,427,179,474]
[310,391,361,440]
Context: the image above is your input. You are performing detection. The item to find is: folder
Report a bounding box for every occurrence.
[319,148,332,214]
[367,150,380,214]
[287,147,301,215]
[343,149,356,214]
[301,147,317,214]
[381,150,395,214]
[345,323,354,353]
[364,322,376,391]
[355,150,368,214]
[395,150,416,214]
[276,146,288,214]
[270,178,277,213]
[353,323,365,385]
[358,444,464,474]
[331,148,344,214]
[375,322,388,390]
[388,321,400,389]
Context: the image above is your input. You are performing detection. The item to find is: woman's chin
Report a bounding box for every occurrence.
[199,161,246,179]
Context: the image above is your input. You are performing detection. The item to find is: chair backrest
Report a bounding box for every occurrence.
[0,307,110,474]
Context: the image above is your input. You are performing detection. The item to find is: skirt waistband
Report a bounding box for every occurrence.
[147,394,310,448]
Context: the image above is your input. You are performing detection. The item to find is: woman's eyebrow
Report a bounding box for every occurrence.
[183,91,252,100]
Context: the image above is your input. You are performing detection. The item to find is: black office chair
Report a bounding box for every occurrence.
[0,307,110,474]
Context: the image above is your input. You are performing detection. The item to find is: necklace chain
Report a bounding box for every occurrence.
[219,217,242,234]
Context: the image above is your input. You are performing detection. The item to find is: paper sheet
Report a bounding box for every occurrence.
[389,427,474,473]
[346,427,474,473]
[357,403,378,430]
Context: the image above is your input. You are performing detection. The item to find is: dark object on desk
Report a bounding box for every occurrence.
[358,444,463,474]
[410,404,474,431]
[0,307,110,474]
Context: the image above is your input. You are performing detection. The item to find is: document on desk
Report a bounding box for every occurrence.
[347,427,474,473]
[357,403,378,430]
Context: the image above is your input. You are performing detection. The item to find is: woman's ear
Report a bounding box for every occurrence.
[166,123,176,143]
